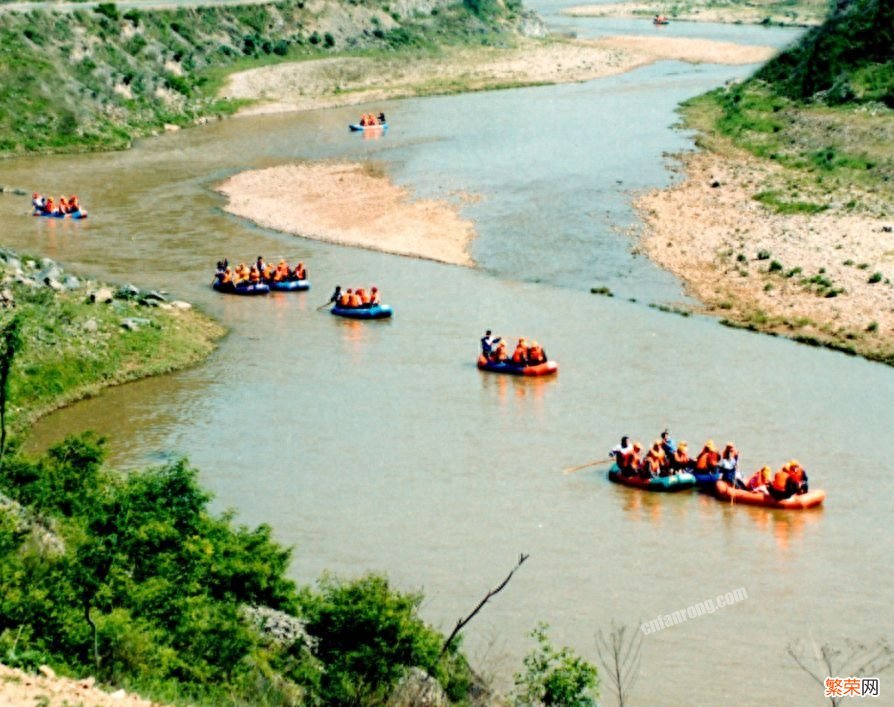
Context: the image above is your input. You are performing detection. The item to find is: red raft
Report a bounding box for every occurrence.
[714,480,826,510]
[476,354,557,377]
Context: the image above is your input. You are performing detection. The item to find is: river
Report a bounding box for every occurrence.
[2,10,891,706]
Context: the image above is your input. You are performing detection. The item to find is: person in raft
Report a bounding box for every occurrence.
[613,441,643,477]
[480,336,546,366]
[32,193,82,215]
[670,441,692,472]
[694,440,721,474]
[718,442,746,488]
[215,266,234,287]
[336,286,381,309]
[480,330,502,357]
[359,113,384,126]
[745,466,772,494]
[768,460,809,500]
[660,429,677,457]
[610,436,632,462]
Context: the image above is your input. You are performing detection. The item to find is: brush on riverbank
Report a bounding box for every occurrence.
[0,248,224,433]
[635,0,894,366]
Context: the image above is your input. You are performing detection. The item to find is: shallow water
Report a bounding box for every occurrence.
[3,13,891,707]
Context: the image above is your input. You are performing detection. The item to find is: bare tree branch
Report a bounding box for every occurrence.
[595,622,643,707]
[788,638,893,707]
[440,553,530,657]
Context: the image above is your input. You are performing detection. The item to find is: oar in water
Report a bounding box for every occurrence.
[316,299,334,311]
[561,457,613,475]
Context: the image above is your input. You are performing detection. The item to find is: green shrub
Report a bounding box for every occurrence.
[301,573,470,704]
[768,260,783,272]
[869,271,883,283]
[757,249,771,260]
[513,623,598,707]
[94,3,120,21]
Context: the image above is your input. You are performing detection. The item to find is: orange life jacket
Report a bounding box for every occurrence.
[771,471,789,492]
[511,347,526,364]
[618,450,637,471]
[294,264,306,280]
[696,449,720,471]
[644,454,662,473]
[528,346,543,363]
[249,267,260,283]
[339,292,351,306]
[673,449,690,466]
[350,293,362,307]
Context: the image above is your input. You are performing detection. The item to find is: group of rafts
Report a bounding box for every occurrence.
[211,258,393,319]
[606,434,826,509]
[213,257,309,294]
[31,193,88,220]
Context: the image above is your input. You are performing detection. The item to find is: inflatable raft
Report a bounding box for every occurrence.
[331,304,392,319]
[476,355,558,377]
[33,209,88,220]
[268,279,310,292]
[692,471,721,489]
[349,122,388,132]
[713,480,826,510]
[212,281,270,296]
[607,465,697,492]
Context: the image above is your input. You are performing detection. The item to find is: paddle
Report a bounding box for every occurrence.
[316,300,334,311]
[562,457,613,475]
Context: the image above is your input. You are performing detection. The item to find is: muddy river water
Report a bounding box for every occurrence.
[2,10,890,706]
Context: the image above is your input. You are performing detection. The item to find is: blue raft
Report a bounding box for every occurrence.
[349,122,388,132]
[212,281,270,296]
[269,279,310,292]
[331,304,392,319]
[33,209,88,220]
[607,464,697,492]
[692,471,721,489]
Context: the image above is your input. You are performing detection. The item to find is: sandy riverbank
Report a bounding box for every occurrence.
[223,36,777,116]
[217,163,476,266]
[0,664,159,706]
[564,2,824,26]
[636,150,894,364]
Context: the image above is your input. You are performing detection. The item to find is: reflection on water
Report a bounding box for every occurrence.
[1,13,890,707]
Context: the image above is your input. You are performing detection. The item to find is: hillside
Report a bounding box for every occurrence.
[637,0,894,366]
[756,0,893,104]
[0,0,524,156]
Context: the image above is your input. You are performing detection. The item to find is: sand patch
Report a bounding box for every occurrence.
[594,35,776,65]
[564,2,824,26]
[217,163,476,266]
[223,36,774,117]
[0,663,159,706]
[636,150,894,362]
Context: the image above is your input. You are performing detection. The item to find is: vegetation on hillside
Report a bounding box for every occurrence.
[0,433,601,705]
[0,435,475,705]
[0,0,525,156]
[681,0,893,214]
[0,252,223,435]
